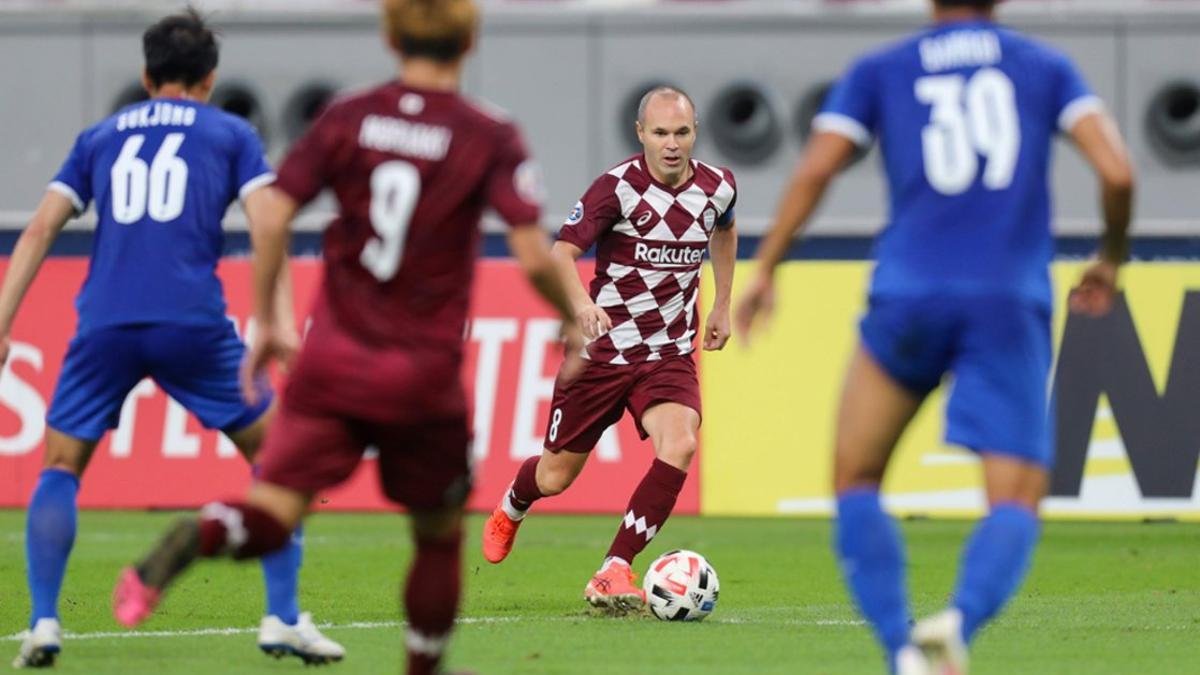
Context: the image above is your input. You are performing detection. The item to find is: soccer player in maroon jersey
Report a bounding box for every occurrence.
[481,86,739,611]
[112,1,581,673]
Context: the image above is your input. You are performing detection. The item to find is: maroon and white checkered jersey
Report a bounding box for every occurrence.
[558,155,737,364]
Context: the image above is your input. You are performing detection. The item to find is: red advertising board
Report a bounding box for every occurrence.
[0,258,699,514]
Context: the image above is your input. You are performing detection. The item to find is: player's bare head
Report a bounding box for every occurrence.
[141,8,218,94]
[636,87,697,128]
[383,0,478,64]
[636,87,698,187]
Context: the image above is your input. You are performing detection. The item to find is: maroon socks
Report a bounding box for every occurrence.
[605,459,687,564]
[504,456,544,516]
[197,502,291,560]
[405,532,463,675]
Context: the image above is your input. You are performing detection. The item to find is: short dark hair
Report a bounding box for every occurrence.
[142,8,219,88]
[934,0,998,8]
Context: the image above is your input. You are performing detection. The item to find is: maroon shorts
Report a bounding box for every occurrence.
[256,397,471,510]
[544,354,701,452]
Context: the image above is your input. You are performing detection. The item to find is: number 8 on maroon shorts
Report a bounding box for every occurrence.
[544,354,701,452]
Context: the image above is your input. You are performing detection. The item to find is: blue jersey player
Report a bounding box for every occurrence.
[737,1,1133,673]
[0,11,343,668]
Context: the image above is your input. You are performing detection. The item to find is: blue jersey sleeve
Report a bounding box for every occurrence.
[49,129,94,215]
[1050,50,1104,134]
[813,56,879,147]
[232,122,275,200]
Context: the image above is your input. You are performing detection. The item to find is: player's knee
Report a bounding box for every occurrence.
[536,467,575,496]
[831,458,884,495]
[658,431,697,470]
[42,431,92,476]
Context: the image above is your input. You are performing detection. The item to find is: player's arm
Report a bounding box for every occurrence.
[243,187,297,338]
[1066,110,1135,317]
[735,132,858,342]
[240,186,301,400]
[507,227,585,359]
[0,191,76,366]
[704,219,737,351]
[549,239,611,340]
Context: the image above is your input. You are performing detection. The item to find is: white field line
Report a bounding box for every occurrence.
[4,616,864,641]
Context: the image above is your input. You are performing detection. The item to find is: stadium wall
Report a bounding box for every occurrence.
[2,5,1200,236]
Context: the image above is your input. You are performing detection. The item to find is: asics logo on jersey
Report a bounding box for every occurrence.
[636,211,654,227]
[634,242,703,266]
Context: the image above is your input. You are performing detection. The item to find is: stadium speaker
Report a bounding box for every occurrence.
[211,82,269,143]
[707,81,782,165]
[795,81,869,167]
[110,82,149,114]
[1146,81,1200,165]
[283,82,339,143]
[620,80,682,153]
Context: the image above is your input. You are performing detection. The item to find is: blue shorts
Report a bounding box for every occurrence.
[859,295,1053,467]
[47,322,272,442]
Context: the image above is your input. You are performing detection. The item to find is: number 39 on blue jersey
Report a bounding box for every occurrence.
[812,20,1105,307]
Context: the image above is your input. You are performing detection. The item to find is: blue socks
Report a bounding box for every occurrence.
[261,524,303,625]
[26,469,79,629]
[953,503,1040,643]
[835,489,911,666]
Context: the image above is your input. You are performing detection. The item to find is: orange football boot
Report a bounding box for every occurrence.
[583,560,646,613]
[481,506,523,564]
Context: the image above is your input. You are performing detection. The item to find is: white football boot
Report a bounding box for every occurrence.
[913,608,970,675]
[895,645,933,675]
[12,618,62,669]
[257,612,346,665]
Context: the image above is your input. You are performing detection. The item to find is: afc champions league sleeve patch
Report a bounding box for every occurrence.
[566,200,585,226]
[514,159,547,207]
[702,208,716,232]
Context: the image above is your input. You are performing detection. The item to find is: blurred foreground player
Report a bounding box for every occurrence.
[1,10,341,667]
[113,1,581,673]
[482,87,738,612]
[737,1,1134,673]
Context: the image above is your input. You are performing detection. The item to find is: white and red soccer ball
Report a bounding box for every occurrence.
[643,549,719,621]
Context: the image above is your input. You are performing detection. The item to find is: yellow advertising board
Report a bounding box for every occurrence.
[700,261,1200,521]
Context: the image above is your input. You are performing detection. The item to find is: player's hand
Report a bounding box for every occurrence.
[734,272,775,347]
[1069,258,1119,317]
[703,307,732,351]
[576,302,612,340]
[240,321,300,405]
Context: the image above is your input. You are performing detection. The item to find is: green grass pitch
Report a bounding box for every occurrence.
[1,510,1196,673]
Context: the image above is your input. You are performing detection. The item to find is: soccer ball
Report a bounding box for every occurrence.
[642,549,719,621]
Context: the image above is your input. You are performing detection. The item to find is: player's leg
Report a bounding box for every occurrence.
[483,362,627,564]
[17,328,142,669]
[147,321,335,658]
[224,405,312,647]
[374,417,472,675]
[832,345,924,671]
[583,357,701,611]
[115,481,312,629]
[15,430,96,669]
[915,298,1052,670]
[406,506,466,675]
[609,401,696,567]
[114,397,361,666]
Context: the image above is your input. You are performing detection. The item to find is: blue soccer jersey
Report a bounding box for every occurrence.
[48,98,274,334]
[816,19,1102,308]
